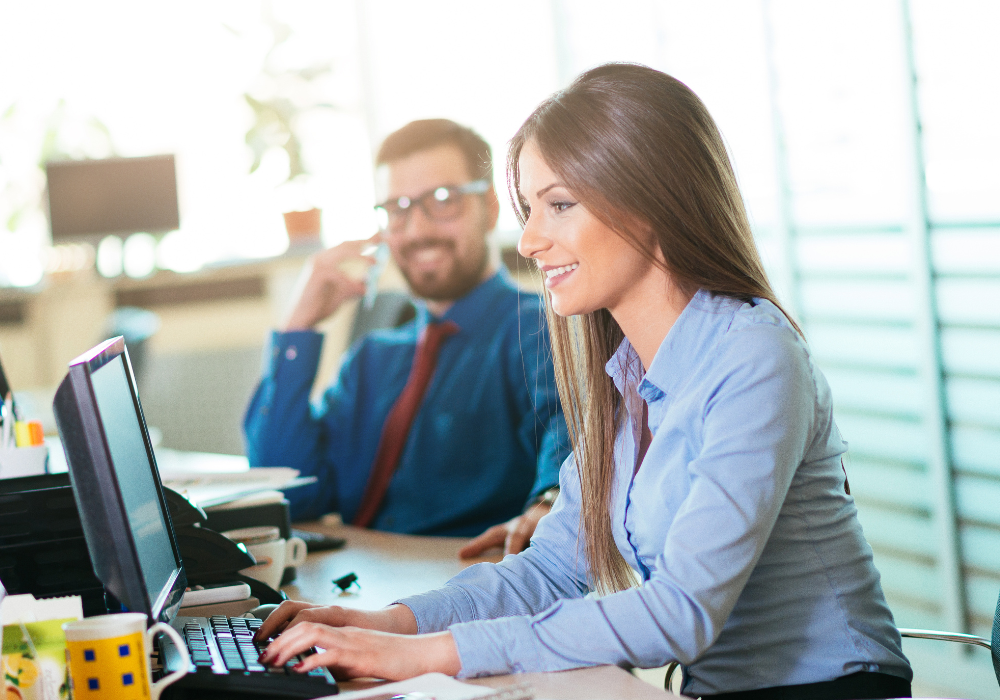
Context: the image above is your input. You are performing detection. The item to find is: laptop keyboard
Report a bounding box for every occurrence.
[163,615,338,697]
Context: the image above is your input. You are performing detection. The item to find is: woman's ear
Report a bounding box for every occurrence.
[616,216,667,270]
[646,225,668,268]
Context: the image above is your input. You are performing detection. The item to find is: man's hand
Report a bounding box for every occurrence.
[284,235,381,331]
[458,502,552,559]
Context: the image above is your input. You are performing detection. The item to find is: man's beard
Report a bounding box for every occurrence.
[398,238,489,302]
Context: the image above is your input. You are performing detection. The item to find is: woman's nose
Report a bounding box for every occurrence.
[517,216,549,260]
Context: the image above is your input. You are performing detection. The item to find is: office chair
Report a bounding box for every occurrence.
[348,290,416,345]
[897,588,1000,689]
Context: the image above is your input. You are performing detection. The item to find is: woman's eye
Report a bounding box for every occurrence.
[551,200,575,213]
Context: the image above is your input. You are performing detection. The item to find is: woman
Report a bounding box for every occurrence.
[256,63,913,699]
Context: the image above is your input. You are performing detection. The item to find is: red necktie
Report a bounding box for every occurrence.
[352,320,459,527]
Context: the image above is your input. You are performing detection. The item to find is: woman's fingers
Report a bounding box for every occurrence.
[262,625,459,681]
[261,623,373,677]
[258,609,356,662]
[260,621,331,668]
[253,600,316,642]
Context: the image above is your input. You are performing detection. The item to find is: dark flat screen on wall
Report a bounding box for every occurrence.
[46,155,179,241]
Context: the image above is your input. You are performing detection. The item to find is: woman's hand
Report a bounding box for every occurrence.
[258,625,460,681]
[253,601,418,644]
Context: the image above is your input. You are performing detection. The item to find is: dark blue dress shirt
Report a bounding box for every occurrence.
[243,269,568,536]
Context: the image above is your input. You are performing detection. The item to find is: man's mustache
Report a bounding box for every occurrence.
[399,240,455,257]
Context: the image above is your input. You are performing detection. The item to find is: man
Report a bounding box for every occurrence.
[244,119,567,556]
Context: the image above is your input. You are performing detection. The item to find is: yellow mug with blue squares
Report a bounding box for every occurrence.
[62,613,189,699]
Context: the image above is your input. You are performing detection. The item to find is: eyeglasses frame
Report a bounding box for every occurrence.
[374,179,491,232]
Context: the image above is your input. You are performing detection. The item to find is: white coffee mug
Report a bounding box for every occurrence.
[63,612,189,700]
[223,527,307,590]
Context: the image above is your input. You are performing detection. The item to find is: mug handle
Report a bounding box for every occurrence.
[147,622,190,700]
[286,536,308,567]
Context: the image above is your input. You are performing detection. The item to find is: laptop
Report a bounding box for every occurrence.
[52,336,338,698]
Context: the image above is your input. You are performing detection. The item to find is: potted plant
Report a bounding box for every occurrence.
[242,4,336,245]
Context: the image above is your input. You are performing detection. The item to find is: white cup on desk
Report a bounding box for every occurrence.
[222,526,307,591]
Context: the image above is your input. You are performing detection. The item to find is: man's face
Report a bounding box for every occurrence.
[379,144,498,303]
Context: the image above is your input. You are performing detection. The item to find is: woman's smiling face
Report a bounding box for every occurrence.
[516,141,661,318]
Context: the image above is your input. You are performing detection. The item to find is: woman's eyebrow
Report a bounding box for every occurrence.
[536,183,560,198]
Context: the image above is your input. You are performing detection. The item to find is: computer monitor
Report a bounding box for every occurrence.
[53,336,186,623]
[0,349,11,401]
[46,155,180,242]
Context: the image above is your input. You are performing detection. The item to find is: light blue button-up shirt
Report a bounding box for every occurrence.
[400,290,911,696]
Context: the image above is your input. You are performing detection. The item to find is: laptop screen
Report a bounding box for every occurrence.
[89,354,178,607]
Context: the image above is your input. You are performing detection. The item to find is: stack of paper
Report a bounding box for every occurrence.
[155,448,314,507]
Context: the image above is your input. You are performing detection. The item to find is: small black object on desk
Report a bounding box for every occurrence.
[333,572,359,593]
[293,528,347,553]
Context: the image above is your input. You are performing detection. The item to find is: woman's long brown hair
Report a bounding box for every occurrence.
[508,63,798,594]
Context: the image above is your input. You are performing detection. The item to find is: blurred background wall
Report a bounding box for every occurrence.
[1,1,999,695]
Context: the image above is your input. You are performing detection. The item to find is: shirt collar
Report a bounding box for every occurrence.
[605,289,745,409]
[414,267,516,333]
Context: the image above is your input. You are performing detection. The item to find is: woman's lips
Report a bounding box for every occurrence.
[543,263,579,287]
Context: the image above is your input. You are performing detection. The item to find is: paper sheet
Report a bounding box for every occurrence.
[326,673,532,700]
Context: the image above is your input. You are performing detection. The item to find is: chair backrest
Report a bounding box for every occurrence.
[992,589,1000,685]
[348,291,416,346]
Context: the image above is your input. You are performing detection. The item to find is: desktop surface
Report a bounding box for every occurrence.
[283,522,676,699]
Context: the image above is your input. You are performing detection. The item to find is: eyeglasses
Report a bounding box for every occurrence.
[374,180,490,233]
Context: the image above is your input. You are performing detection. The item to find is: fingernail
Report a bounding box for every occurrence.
[292,663,305,673]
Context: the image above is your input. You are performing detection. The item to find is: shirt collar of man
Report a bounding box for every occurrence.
[412,266,515,334]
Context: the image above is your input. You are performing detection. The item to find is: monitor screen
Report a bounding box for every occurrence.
[0,350,11,400]
[53,337,185,622]
[46,155,180,241]
[88,354,178,607]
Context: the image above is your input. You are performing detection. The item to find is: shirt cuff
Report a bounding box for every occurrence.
[394,585,477,634]
[266,329,323,377]
[448,616,540,678]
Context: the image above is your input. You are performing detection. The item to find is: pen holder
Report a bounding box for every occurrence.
[0,445,49,479]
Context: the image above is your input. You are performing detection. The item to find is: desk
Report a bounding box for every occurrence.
[283,522,676,699]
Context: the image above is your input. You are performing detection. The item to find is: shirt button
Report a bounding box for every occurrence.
[285,346,298,361]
